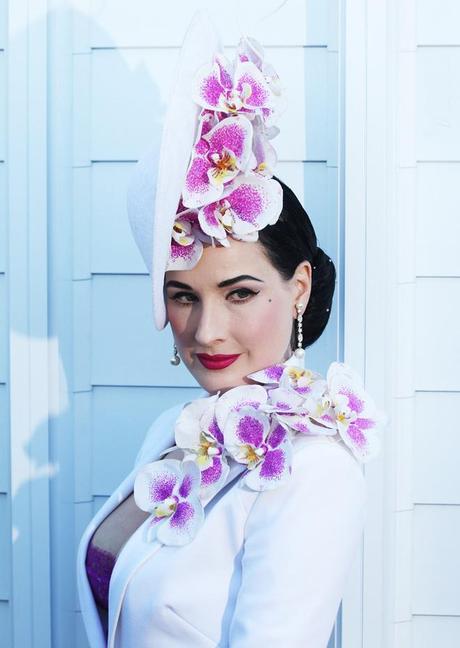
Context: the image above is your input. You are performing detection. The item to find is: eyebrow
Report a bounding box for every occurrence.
[165,275,264,290]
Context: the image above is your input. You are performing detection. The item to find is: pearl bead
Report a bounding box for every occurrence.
[294,348,305,359]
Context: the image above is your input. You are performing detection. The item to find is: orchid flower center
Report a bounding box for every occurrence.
[153,495,179,519]
[209,149,237,180]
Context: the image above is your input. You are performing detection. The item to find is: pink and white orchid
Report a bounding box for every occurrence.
[134,459,204,546]
[326,362,385,462]
[197,175,282,245]
[174,395,229,498]
[182,115,255,209]
[193,46,283,127]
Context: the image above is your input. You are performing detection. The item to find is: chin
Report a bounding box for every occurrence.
[194,368,248,395]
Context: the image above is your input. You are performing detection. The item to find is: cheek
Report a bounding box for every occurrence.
[233,297,292,344]
[166,305,190,339]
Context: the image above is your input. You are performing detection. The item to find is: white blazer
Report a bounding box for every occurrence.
[76,400,367,648]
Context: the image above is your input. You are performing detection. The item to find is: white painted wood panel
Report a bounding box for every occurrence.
[88,46,327,162]
[0,386,8,494]
[0,0,6,50]
[91,385,200,495]
[417,0,460,46]
[413,392,460,504]
[0,275,6,383]
[413,505,460,615]
[0,493,10,599]
[90,275,198,387]
[417,48,460,161]
[413,615,460,648]
[88,0,320,48]
[0,164,6,272]
[416,163,460,277]
[415,278,460,391]
[0,52,6,161]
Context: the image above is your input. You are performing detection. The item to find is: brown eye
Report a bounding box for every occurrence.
[169,291,197,305]
[227,288,259,303]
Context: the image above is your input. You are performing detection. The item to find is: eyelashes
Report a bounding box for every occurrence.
[168,288,260,306]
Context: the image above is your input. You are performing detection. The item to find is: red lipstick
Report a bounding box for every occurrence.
[196,353,241,370]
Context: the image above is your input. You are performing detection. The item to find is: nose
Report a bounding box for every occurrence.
[193,299,227,348]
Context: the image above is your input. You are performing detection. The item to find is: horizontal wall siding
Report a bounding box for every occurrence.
[410,1,460,641]
[0,0,11,643]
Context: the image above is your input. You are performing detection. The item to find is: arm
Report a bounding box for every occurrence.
[228,438,367,647]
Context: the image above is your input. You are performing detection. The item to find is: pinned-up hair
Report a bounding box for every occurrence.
[257,176,336,349]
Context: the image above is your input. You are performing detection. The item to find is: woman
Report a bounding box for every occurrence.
[76,12,385,648]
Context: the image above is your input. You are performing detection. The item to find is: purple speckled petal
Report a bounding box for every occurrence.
[339,388,365,415]
[260,448,285,479]
[215,384,268,432]
[198,202,227,240]
[206,115,253,163]
[134,460,182,512]
[178,473,193,498]
[182,155,224,209]
[347,422,368,447]
[244,436,293,491]
[167,237,203,271]
[234,61,271,109]
[226,176,283,238]
[247,363,285,384]
[170,501,194,528]
[150,472,176,501]
[200,456,223,486]
[156,494,204,546]
[195,66,225,110]
[208,416,224,444]
[237,414,264,446]
[268,422,286,448]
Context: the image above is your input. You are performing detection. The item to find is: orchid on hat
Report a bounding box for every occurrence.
[134,359,387,546]
[168,36,286,272]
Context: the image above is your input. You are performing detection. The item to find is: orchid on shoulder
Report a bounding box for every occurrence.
[134,359,387,546]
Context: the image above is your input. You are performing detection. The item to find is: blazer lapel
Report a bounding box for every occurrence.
[106,459,248,648]
[77,425,177,648]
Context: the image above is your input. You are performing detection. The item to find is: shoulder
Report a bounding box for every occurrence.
[241,434,367,528]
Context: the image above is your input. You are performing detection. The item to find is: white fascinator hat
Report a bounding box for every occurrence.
[127,9,286,330]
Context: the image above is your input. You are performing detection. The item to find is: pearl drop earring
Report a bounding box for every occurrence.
[295,303,305,360]
[170,343,181,366]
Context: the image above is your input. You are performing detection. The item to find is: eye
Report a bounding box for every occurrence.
[227,288,260,303]
[169,291,197,306]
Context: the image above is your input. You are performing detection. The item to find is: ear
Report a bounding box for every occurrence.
[290,260,312,317]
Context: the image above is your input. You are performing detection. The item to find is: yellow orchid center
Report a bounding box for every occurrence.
[153,496,178,519]
[210,150,237,181]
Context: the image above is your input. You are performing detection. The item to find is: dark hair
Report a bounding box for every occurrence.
[257,176,336,349]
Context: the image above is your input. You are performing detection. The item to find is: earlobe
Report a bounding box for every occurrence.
[293,260,312,314]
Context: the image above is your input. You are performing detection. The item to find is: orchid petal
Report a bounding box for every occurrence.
[182,155,224,209]
[224,176,283,238]
[156,494,204,546]
[244,435,293,491]
[133,459,181,512]
[206,115,253,172]
[215,384,268,433]
[198,202,228,240]
[175,395,218,450]
[247,363,285,385]
[167,237,203,271]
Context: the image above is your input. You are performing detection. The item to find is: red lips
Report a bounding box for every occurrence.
[196,353,241,370]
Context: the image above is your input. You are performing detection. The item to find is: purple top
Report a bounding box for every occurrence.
[85,538,116,611]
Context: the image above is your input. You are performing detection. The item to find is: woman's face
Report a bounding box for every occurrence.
[165,239,312,394]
